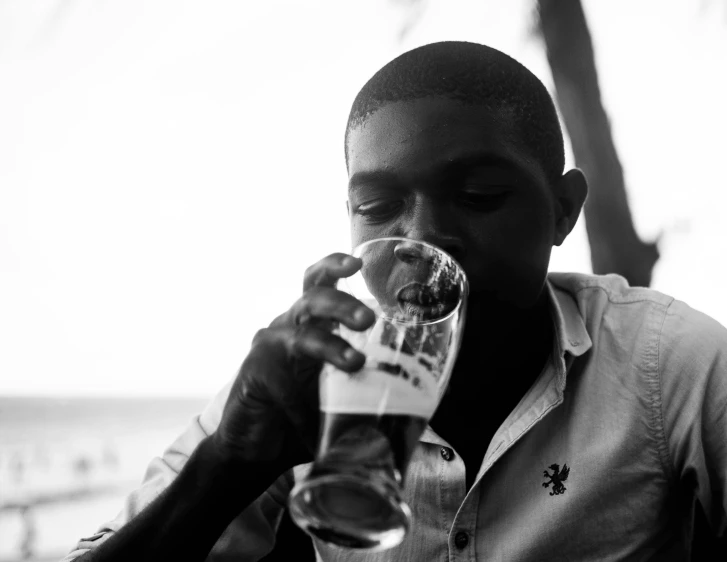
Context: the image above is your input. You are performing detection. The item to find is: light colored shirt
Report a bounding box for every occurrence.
[62,272,727,561]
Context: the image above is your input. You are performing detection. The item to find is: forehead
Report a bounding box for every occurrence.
[347,97,541,184]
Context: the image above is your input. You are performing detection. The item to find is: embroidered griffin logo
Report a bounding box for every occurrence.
[542,463,569,496]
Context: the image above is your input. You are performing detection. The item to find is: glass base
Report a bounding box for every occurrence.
[288,471,411,551]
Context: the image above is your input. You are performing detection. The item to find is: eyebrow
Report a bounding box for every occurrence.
[439,152,522,178]
[348,168,400,192]
[348,151,522,192]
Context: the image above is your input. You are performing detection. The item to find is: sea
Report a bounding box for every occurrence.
[0,396,211,562]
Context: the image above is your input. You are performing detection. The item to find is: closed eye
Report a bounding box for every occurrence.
[354,199,403,222]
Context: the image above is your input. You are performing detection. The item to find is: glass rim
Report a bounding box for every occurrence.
[348,236,469,326]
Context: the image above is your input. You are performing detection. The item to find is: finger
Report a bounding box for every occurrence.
[303,253,362,291]
[292,286,376,330]
[250,325,363,415]
[287,322,366,374]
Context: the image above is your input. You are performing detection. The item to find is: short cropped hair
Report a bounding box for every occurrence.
[345,41,565,183]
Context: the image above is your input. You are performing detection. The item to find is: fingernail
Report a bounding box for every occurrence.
[342,347,360,362]
[341,256,358,267]
[353,307,369,323]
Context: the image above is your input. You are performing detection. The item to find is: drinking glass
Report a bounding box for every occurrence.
[288,237,468,551]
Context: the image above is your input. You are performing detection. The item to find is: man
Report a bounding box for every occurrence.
[64,41,727,561]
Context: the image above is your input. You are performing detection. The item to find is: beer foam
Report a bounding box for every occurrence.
[320,341,441,418]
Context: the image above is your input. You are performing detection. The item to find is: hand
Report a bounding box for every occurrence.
[211,253,376,472]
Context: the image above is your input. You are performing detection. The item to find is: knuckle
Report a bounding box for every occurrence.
[309,268,329,287]
[301,286,329,311]
[267,310,288,329]
[291,322,332,360]
[301,286,320,301]
[305,258,333,281]
[251,328,271,345]
[303,263,317,280]
[291,323,313,355]
[296,293,318,325]
[303,254,349,289]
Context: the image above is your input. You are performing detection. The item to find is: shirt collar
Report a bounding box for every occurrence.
[546,278,592,360]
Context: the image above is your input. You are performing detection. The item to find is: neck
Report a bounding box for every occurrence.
[448,289,554,396]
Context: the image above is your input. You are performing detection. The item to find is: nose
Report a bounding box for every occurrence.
[396,197,465,262]
[393,240,437,264]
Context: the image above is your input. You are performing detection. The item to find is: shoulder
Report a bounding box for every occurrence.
[549,271,727,370]
[548,272,674,345]
[659,297,727,374]
[548,271,674,308]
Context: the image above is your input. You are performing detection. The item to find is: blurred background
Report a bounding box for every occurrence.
[1,0,726,559]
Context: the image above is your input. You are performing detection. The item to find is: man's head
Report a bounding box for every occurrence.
[345,41,587,313]
[345,41,564,183]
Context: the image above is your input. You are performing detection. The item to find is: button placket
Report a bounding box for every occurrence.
[448,474,478,559]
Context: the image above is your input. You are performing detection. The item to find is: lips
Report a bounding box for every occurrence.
[395,282,459,320]
[397,283,437,306]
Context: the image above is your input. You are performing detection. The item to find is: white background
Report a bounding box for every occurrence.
[1,0,726,396]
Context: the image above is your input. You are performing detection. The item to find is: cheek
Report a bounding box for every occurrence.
[465,204,554,304]
[350,220,372,249]
[500,208,554,302]
[350,219,400,250]
[350,221,360,249]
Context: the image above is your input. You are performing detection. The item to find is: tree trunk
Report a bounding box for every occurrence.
[537,0,659,287]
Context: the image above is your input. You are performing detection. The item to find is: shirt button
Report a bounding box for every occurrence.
[454,531,469,549]
[440,447,454,461]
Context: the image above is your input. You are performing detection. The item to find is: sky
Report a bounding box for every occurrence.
[1,0,726,397]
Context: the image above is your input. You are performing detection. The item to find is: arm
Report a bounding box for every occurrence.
[659,300,727,541]
[63,381,293,562]
[62,252,372,561]
[74,436,286,562]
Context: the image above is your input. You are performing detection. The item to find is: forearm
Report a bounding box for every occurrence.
[77,435,284,562]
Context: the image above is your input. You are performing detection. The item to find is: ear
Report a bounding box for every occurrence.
[552,168,588,247]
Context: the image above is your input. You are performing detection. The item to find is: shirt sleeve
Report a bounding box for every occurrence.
[659,299,727,538]
[60,378,293,561]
